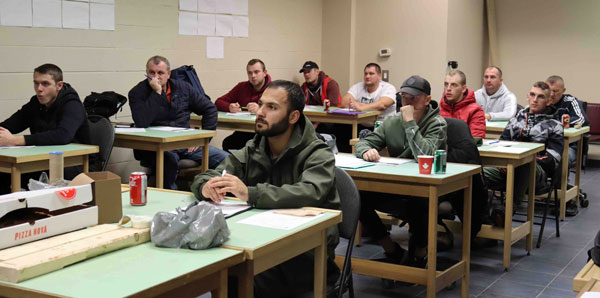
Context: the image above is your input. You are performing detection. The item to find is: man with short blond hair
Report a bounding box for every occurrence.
[440,69,486,138]
[475,66,517,120]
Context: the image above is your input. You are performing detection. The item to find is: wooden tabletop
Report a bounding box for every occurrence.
[0,144,98,164]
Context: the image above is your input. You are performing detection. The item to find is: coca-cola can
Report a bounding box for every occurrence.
[323,99,330,111]
[129,172,147,206]
[562,114,570,128]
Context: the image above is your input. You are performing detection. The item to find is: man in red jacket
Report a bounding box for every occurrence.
[440,70,486,138]
[215,59,272,151]
[299,61,341,107]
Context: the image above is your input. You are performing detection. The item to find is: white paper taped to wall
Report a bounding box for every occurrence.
[207,37,224,59]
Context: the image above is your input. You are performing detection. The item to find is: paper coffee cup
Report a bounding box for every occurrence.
[418,155,434,174]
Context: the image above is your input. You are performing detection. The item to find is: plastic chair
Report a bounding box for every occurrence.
[87,115,115,172]
[331,167,360,298]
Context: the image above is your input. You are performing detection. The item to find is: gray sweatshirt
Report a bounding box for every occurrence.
[475,83,517,120]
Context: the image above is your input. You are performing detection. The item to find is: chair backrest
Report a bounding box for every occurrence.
[516,104,525,113]
[395,92,402,112]
[444,117,482,165]
[587,103,600,136]
[87,115,115,172]
[334,167,360,240]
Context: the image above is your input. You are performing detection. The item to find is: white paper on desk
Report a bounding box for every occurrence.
[0,0,32,27]
[484,140,519,147]
[489,146,525,153]
[335,155,374,169]
[179,11,198,35]
[90,3,114,30]
[226,112,251,116]
[377,157,411,166]
[0,145,35,149]
[197,13,215,36]
[206,37,224,59]
[581,293,600,298]
[149,126,195,132]
[63,1,89,29]
[115,127,146,133]
[215,15,233,36]
[232,16,248,37]
[303,105,321,111]
[211,201,251,218]
[33,0,61,28]
[237,210,323,230]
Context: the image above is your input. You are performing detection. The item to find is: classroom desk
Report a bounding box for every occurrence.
[122,189,342,298]
[485,122,590,220]
[114,128,216,189]
[477,141,545,270]
[559,126,589,220]
[0,144,98,193]
[0,238,244,298]
[191,107,381,140]
[340,155,480,298]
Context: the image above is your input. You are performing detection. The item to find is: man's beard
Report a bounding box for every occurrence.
[255,115,290,137]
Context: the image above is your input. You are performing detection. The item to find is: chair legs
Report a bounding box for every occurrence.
[554,188,560,238]
[536,187,561,248]
[338,232,356,298]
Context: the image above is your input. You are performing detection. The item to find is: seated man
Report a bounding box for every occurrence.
[300,60,341,107]
[339,62,396,152]
[128,55,228,190]
[355,75,447,265]
[0,63,90,193]
[546,75,588,168]
[440,69,486,138]
[191,80,340,297]
[215,59,271,152]
[475,66,518,120]
[484,82,564,212]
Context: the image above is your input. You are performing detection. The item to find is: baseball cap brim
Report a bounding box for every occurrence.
[399,86,425,96]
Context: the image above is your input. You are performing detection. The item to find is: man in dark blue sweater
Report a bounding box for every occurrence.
[0,64,90,193]
[128,56,227,189]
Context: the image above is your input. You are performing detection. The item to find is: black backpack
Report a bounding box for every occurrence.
[84,91,127,119]
[170,65,211,100]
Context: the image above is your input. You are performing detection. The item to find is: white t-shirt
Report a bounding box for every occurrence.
[347,81,397,121]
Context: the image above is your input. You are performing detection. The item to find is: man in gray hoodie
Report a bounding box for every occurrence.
[475,66,518,121]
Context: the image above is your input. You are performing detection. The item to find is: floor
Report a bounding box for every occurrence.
[337,165,600,298]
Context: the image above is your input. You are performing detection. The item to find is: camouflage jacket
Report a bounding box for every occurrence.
[500,106,564,177]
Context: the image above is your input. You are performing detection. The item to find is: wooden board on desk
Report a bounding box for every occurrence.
[0,224,149,283]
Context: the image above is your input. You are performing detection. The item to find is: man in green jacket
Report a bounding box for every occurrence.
[356,75,447,266]
[191,80,340,297]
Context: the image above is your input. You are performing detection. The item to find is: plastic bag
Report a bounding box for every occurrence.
[150,201,230,250]
[27,172,70,191]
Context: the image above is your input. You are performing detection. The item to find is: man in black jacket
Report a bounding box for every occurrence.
[128,56,227,189]
[0,64,90,193]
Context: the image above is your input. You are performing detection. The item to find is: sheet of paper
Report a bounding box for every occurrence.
[215,15,233,36]
[115,127,146,133]
[33,0,61,28]
[484,140,519,147]
[237,210,323,230]
[197,13,215,36]
[232,15,248,37]
[91,0,114,3]
[0,0,32,27]
[334,154,374,169]
[206,37,224,59]
[215,0,233,14]
[303,105,321,111]
[0,146,36,149]
[179,11,198,35]
[581,292,600,298]
[179,0,197,11]
[377,157,411,166]
[90,3,114,30]
[63,1,89,29]
[148,126,195,132]
[211,200,251,218]
[198,0,216,13]
[231,0,248,15]
[226,112,251,116]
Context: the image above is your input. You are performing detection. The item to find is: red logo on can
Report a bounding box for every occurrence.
[562,114,570,128]
[323,99,330,111]
[129,172,147,206]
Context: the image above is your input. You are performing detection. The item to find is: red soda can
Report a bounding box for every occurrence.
[562,114,570,128]
[323,99,331,111]
[129,172,147,206]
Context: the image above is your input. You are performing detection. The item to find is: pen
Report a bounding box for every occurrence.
[144,74,152,80]
[489,140,500,144]
[221,169,227,177]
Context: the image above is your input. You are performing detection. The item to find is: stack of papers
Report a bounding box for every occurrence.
[237,210,322,230]
[377,157,411,166]
[334,155,374,169]
[211,200,252,218]
[226,112,252,116]
[149,127,195,132]
[115,127,145,133]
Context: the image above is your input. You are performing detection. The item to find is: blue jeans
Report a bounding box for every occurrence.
[135,146,228,189]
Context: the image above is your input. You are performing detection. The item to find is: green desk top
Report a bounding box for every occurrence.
[342,157,480,179]
[0,144,97,158]
[121,190,339,251]
[4,243,241,298]
[478,140,544,154]
[216,111,256,121]
[565,126,590,135]
[115,127,213,138]
[485,120,509,128]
